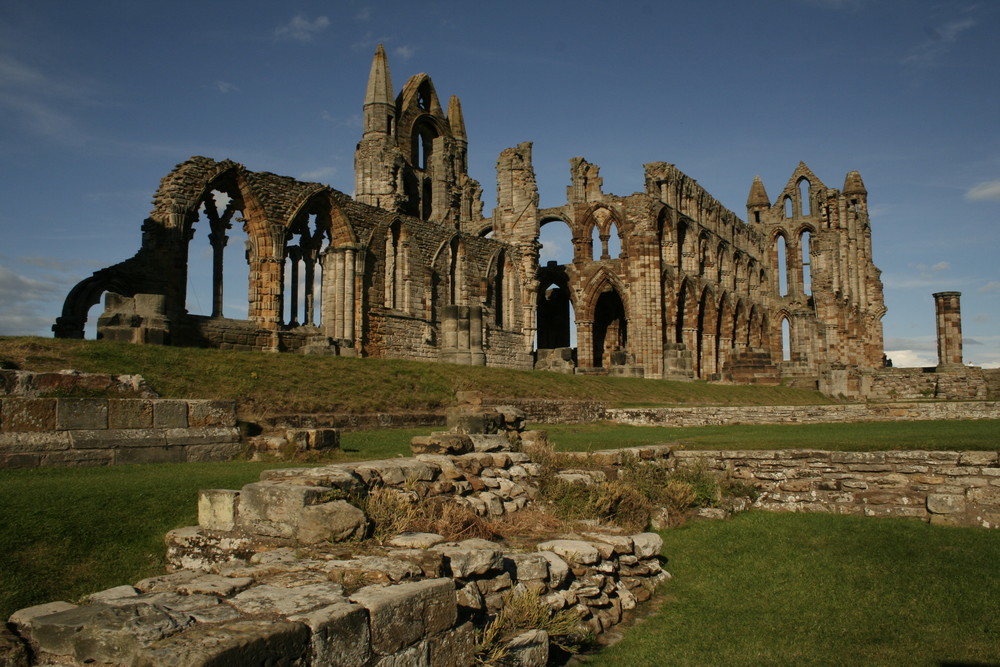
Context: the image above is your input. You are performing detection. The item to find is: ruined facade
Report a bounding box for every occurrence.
[55,45,889,387]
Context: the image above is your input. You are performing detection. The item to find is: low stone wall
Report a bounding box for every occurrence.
[5,433,669,666]
[0,398,241,469]
[674,449,1000,528]
[605,400,999,427]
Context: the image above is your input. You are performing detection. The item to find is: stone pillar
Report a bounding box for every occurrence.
[933,291,963,368]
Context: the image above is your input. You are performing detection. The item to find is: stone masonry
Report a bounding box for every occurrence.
[52,43,943,395]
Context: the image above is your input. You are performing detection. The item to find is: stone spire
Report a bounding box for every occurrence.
[363,44,395,138]
[447,95,466,142]
[746,175,770,208]
[843,170,867,196]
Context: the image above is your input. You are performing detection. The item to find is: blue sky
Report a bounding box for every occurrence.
[1,0,998,368]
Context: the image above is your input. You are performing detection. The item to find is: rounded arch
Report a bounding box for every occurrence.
[538,215,575,265]
[53,269,139,339]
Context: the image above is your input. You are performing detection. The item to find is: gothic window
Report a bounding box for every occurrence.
[189,187,246,320]
[801,230,812,296]
[798,178,811,216]
[784,196,793,218]
[776,234,789,297]
[781,316,792,361]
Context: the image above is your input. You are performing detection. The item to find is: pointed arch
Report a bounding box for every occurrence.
[581,268,629,369]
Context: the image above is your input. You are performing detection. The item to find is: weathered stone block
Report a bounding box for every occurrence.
[153,400,189,428]
[69,428,165,449]
[198,489,239,531]
[55,398,108,430]
[185,442,242,462]
[1,398,56,432]
[297,500,368,544]
[43,449,115,466]
[432,539,504,577]
[505,629,549,667]
[164,426,240,447]
[926,493,966,515]
[237,481,333,538]
[0,431,70,453]
[108,399,154,429]
[349,578,457,655]
[428,621,475,667]
[538,539,600,565]
[228,582,346,616]
[632,533,664,559]
[134,619,310,667]
[967,485,1000,506]
[410,432,473,455]
[69,602,193,664]
[188,400,236,427]
[288,602,372,667]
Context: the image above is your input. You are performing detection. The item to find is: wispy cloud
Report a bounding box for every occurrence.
[882,260,959,289]
[275,15,330,42]
[966,179,1000,201]
[902,17,976,65]
[355,7,371,21]
[393,45,416,60]
[214,80,239,94]
[979,281,1000,293]
[0,265,63,336]
[298,167,337,182]
[0,54,93,143]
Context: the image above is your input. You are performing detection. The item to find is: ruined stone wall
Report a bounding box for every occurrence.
[0,397,240,469]
[674,449,1000,528]
[6,439,669,666]
[604,401,998,428]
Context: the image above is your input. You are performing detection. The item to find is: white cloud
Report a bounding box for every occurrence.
[275,15,330,42]
[979,281,1000,293]
[882,261,953,289]
[902,17,976,65]
[393,45,416,60]
[966,179,1000,201]
[298,167,337,182]
[214,80,239,94]
[355,7,371,21]
[0,266,62,336]
[884,349,936,368]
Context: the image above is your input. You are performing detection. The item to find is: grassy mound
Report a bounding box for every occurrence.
[0,336,833,416]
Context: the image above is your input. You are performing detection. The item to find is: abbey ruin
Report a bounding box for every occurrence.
[53,46,985,398]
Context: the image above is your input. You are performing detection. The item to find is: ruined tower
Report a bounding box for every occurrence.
[354,45,483,227]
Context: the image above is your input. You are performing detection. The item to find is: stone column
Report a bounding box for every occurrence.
[933,291,963,368]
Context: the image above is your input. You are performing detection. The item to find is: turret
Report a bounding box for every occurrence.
[363,44,395,139]
[746,175,770,224]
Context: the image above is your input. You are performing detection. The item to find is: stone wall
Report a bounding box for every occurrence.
[5,433,669,666]
[603,400,999,427]
[673,449,1000,528]
[0,397,241,469]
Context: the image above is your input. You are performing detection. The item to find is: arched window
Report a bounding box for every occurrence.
[798,178,811,216]
[801,230,812,296]
[781,317,791,361]
[607,221,621,258]
[538,219,574,265]
[784,196,793,218]
[776,234,788,297]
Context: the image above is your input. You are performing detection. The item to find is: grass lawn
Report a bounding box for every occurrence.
[0,336,833,415]
[585,512,1000,666]
[0,428,432,619]
[542,419,1000,452]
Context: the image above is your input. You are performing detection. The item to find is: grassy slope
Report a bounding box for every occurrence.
[0,336,832,416]
[588,513,1000,666]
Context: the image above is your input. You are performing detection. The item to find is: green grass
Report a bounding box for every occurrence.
[541,419,1000,452]
[0,428,423,619]
[0,336,833,416]
[586,512,1000,666]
